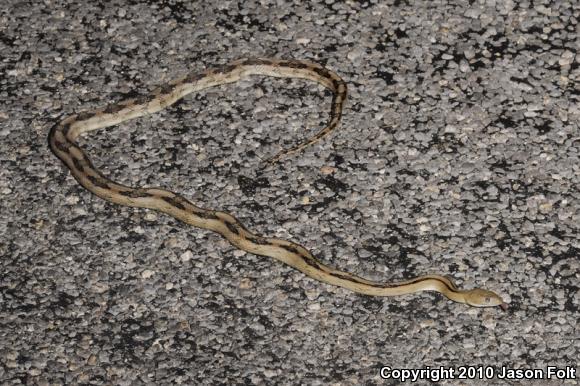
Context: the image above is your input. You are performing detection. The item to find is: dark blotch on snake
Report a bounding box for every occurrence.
[301,256,324,270]
[76,111,96,121]
[329,272,367,284]
[246,236,270,245]
[133,94,156,105]
[71,157,85,173]
[333,79,346,92]
[87,175,111,189]
[52,139,70,153]
[279,244,302,256]
[240,58,270,66]
[60,122,72,136]
[196,211,219,220]
[282,61,309,70]
[157,84,176,95]
[185,73,204,83]
[214,64,237,74]
[313,66,330,78]
[117,190,153,199]
[224,221,241,235]
[160,196,187,210]
[103,103,126,115]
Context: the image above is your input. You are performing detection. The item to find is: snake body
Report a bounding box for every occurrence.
[49,58,506,308]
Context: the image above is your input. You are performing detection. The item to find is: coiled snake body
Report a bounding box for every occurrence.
[49,58,506,309]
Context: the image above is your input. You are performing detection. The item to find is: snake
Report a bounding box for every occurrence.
[48,58,506,309]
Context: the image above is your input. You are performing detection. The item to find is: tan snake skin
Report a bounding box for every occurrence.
[49,58,506,309]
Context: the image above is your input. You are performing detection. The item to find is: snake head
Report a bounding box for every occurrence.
[464,288,507,310]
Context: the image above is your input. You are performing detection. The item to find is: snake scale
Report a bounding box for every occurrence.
[49,58,506,309]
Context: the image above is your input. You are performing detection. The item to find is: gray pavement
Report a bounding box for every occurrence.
[1,1,578,385]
